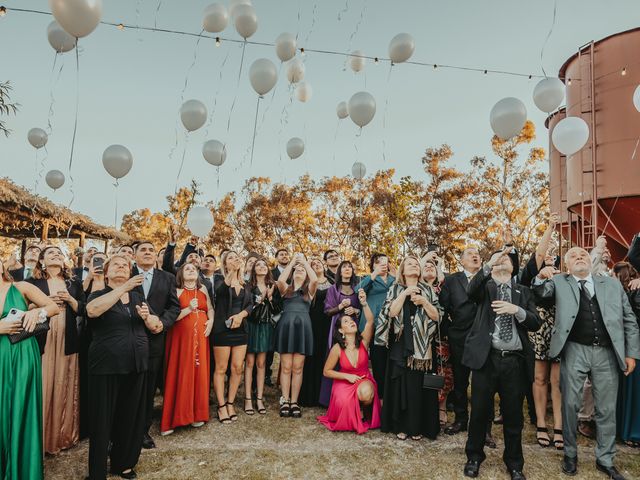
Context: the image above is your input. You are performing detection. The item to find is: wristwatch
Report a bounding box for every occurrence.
[37,309,48,324]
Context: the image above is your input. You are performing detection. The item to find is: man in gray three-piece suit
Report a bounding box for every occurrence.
[534,247,640,480]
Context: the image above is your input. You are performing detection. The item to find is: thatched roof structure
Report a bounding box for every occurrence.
[0,177,129,242]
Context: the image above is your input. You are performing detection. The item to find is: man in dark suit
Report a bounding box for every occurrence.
[629,232,640,272]
[462,249,541,480]
[9,243,42,281]
[271,248,290,281]
[132,241,180,449]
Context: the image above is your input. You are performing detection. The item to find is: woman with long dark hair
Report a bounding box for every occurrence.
[378,255,443,441]
[0,258,58,480]
[299,257,332,407]
[160,263,213,435]
[613,261,640,447]
[318,288,381,433]
[28,246,85,454]
[244,257,279,415]
[212,251,253,424]
[356,253,395,398]
[319,260,362,406]
[274,253,318,418]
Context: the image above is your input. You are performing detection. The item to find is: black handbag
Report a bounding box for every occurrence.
[9,319,50,344]
[422,314,446,390]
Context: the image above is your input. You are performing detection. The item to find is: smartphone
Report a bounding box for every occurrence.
[225,318,233,328]
[4,308,25,323]
[427,243,439,253]
[93,256,104,272]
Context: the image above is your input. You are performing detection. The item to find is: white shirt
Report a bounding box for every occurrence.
[572,273,595,298]
[463,269,476,281]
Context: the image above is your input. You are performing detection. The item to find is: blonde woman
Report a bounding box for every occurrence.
[377,255,443,441]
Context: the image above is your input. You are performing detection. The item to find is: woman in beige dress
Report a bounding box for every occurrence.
[28,246,85,454]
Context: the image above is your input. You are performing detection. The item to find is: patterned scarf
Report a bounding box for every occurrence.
[375,282,442,371]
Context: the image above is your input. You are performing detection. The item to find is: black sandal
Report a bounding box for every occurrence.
[227,401,238,421]
[536,427,551,448]
[553,429,564,450]
[244,397,255,416]
[279,401,291,418]
[217,404,231,425]
[256,397,267,415]
[290,402,302,418]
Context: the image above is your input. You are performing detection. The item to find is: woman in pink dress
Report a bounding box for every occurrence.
[318,289,381,434]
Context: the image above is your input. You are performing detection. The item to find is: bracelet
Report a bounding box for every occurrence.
[37,308,47,324]
[361,303,368,307]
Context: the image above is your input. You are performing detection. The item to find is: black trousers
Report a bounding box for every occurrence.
[370,345,388,398]
[449,337,470,424]
[145,356,163,432]
[465,352,526,471]
[88,372,147,480]
[265,350,275,379]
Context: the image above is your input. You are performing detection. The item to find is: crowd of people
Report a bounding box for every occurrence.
[0,215,639,480]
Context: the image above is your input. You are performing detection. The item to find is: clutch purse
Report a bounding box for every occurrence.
[422,372,446,390]
[7,308,50,344]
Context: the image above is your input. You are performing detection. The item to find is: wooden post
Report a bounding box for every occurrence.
[77,232,86,268]
[41,221,49,242]
[20,239,26,263]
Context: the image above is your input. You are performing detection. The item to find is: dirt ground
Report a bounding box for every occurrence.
[45,384,640,480]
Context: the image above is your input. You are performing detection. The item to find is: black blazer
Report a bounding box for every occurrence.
[439,272,478,345]
[9,267,26,281]
[213,276,254,335]
[161,243,197,275]
[131,266,180,358]
[271,267,281,281]
[462,267,542,382]
[629,233,640,272]
[27,277,86,356]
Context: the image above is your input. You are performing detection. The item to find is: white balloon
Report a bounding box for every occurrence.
[49,0,102,38]
[229,0,251,18]
[633,85,640,113]
[187,206,214,238]
[28,128,48,149]
[45,169,65,190]
[352,162,366,180]
[102,145,133,179]
[286,57,305,83]
[551,116,590,156]
[349,50,366,73]
[202,140,227,166]
[348,91,376,128]
[275,32,296,62]
[489,97,527,140]
[233,4,257,39]
[286,137,304,159]
[336,101,349,119]
[47,21,76,53]
[533,77,565,113]
[249,58,277,96]
[203,3,228,33]
[295,81,312,102]
[180,100,207,132]
[388,33,415,63]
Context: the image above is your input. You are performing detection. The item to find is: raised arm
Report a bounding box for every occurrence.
[276,258,295,294]
[535,212,559,270]
[358,289,375,346]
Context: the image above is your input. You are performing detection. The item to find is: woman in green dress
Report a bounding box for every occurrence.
[0,258,59,480]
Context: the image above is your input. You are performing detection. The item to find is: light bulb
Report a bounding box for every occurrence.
[621,67,627,76]
[117,23,124,30]
[215,37,221,47]
[0,6,7,17]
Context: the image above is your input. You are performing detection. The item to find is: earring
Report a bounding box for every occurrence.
[341,333,345,341]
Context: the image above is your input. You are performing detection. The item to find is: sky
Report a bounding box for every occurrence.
[1,0,639,228]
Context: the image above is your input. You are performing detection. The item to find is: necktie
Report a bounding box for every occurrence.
[497,283,513,342]
[578,279,591,300]
[143,272,152,298]
[24,267,32,279]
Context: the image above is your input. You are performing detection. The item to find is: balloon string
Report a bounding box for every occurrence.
[258,62,282,130]
[154,0,163,29]
[296,0,301,40]
[347,0,366,52]
[277,84,295,164]
[204,42,232,137]
[332,118,340,168]
[249,96,261,167]
[337,0,349,20]
[113,180,119,229]
[226,42,246,135]
[181,29,205,102]
[540,0,558,78]
[67,39,80,174]
[382,64,393,164]
[175,130,189,193]
[303,2,318,47]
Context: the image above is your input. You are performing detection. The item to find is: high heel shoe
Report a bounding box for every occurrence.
[244,397,255,416]
[256,396,267,415]
[217,403,231,425]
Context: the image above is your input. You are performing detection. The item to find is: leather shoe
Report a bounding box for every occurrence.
[110,470,137,479]
[485,433,497,449]
[141,433,156,449]
[595,462,626,480]
[463,460,480,478]
[444,421,467,435]
[577,420,596,439]
[507,469,526,480]
[562,456,577,476]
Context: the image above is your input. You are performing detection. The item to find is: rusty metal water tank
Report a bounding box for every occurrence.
[549,27,640,260]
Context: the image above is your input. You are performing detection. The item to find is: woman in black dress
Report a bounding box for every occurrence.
[377,255,443,441]
[299,257,332,407]
[212,251,253,424]
[85,254,164,480]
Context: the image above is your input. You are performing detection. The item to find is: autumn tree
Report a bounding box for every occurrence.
[0,81,18,137]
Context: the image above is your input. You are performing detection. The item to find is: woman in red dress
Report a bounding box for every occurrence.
[317,289,381,434]
[160,263,214,435]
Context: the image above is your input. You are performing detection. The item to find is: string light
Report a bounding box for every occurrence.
[117,23,124,30]
[528,74,532,79]
[300,47,305,55]
[433,64,438,70]
[483,69,488,75]
[567,78,572,85]
[621,67,627,76]
[215,36,220,47]
[374,57,379,64]
[0,6,7,17]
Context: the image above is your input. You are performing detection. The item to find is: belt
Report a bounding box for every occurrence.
[491,349,523,358]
